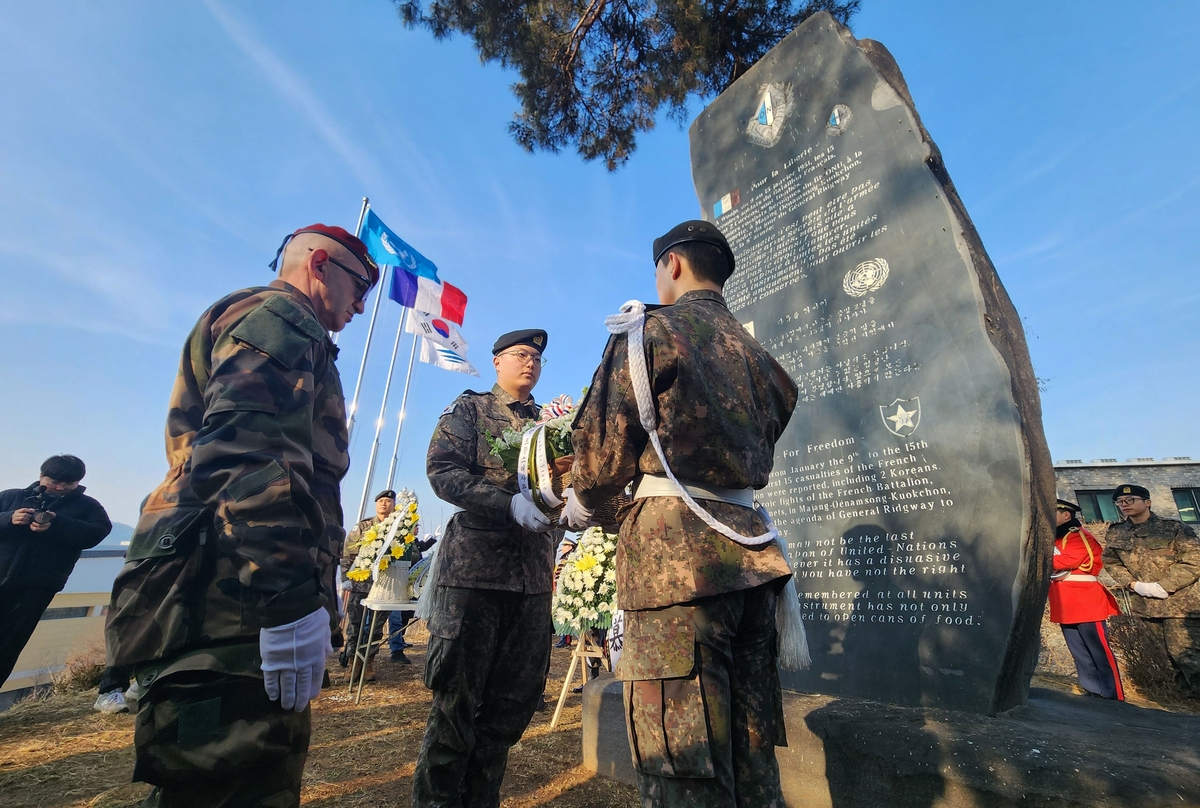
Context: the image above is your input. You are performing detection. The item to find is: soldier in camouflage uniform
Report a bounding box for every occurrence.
[413,329,561,808]
[105,224,379,807]
[1102,484,1200,697]
[342,489,397,679]
[567,221,798,808]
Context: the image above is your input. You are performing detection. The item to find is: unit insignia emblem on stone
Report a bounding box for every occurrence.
[843,258,890,297]
[745,83,794,148]
[880,397,921,437]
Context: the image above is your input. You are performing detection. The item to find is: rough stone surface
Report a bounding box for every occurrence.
[586,684,1200,805]
[688,12,1055,713]
[580,673,636,785]
[777,688,1200,808]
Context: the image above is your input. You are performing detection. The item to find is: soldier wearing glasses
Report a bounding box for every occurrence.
[1103,484,1200,697]
[106,224,378,807]
[414,329,560,807]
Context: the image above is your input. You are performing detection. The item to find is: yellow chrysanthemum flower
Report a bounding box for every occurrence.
[574,554,598,572]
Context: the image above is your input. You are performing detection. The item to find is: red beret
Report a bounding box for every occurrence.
[269,223,380,285]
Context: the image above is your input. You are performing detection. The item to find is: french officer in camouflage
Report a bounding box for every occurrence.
[565,221,799,807]
[412,329,561,808]
[105,224,379,807]
[1102,484,1200,697]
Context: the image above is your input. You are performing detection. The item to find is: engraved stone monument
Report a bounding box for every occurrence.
[689,13,1055,712]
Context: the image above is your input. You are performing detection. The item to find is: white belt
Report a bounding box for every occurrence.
[1062,574,1099,582]
[633,474,754,508]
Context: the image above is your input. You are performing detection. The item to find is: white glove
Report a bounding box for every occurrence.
[509,494,552,532]
[559,489,597,532]
[260,607,332,712]
[1132,581,1170,599]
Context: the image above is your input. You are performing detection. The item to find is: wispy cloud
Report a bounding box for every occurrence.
[202,0,382,189]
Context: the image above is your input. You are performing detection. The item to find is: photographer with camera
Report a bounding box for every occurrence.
[0,455,112,683]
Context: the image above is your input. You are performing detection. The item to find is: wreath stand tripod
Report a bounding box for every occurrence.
[550,631,609,728]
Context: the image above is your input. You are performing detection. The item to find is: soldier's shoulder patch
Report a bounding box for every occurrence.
[440,390,485,418]
[230,296,322,369]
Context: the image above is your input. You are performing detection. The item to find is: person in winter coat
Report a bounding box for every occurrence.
[0,454,111,683]
[1050,499,1123,700]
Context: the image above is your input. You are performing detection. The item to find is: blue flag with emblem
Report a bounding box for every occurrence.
[359,209,439,280]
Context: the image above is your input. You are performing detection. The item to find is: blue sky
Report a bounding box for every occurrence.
[1,1,1197,530]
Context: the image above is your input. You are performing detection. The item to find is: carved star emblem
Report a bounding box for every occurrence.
[887,404,916,431]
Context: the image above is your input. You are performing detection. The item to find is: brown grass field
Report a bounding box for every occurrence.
[0,633,639,808]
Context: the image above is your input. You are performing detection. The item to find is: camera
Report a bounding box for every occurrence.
[24,485,58,525]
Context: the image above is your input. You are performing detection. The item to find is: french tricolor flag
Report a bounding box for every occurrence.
[388,267,468,326]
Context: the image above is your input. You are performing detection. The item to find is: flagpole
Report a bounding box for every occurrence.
[333,197,370,347]
[386,334,421,488]
[345,262,389,445]
[355,308,409,522]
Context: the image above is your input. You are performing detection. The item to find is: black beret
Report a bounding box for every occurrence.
[1055,499,1081,513]
[1111,484,1150,501]
[493,329,548,356]
[375,489,396,502]
[652,220,735,274]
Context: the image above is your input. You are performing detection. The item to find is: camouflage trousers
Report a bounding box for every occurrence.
[621,583,787,808]
[1143,617,1200,697]
[133,670,311,808]
[412,586,552,808]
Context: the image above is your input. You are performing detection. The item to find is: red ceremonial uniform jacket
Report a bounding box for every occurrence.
[1048,526,1120,624]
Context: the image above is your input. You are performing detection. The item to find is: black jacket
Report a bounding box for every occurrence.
[0,483,112,591]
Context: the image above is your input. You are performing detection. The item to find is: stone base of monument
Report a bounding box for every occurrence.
[581,673,636,785]
[583,683,1200,806]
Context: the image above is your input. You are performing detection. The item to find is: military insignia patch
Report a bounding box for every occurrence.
[533,335,544,347]
[746,82,794,148]
[880,397,921,438]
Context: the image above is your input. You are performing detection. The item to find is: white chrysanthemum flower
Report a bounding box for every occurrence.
[582,590,595,603]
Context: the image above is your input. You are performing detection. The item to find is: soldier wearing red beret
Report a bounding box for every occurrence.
[1050,499,1124,700]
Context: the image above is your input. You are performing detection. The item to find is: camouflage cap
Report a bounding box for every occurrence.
[652,219,735,274]
[268,223,380,285]
[1111,484,1150,501]
[493,329,548,355]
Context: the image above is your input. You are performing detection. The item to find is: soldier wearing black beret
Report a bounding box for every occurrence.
[568,218,799,805]
[1103,482,1200,697]
[414,326,559,805]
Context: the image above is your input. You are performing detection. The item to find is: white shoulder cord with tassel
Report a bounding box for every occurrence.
[605,300,810,671]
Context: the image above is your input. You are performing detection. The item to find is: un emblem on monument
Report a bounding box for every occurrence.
[843,258,890,297]
[880,397,921,438]
[746,83,793,148]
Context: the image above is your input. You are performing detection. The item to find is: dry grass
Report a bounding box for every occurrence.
[0,637,639,808]
[51,639,107,696]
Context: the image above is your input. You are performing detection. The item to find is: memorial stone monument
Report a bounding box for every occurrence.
[689,13,1055,713]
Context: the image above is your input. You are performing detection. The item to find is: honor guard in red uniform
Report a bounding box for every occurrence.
[1050,499,1124,700]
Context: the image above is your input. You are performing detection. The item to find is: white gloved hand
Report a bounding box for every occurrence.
[509,494,552,532]
[1132,581,1170,599]
[559,488,597,532]
[260,607,332,712]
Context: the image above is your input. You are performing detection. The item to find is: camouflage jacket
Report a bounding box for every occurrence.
[571,290,798,611]
[106,281,349,673]
[342,516,381,594]
[426,384,557,594]
[1102,513,1200,618]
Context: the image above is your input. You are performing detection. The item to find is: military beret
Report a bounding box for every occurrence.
[268,223,380,286]
[652,219,735,274]
[1112,484,1150,501]
[1055,499,1081,513]
[493,329,548,356]
[375,489,396,502]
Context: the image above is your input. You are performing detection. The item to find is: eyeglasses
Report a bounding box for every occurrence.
[1114,497,1144,506]
[499,349,547,368]
[309,248,371,301]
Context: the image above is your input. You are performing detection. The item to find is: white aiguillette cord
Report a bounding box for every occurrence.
[604,299,810,671]
[604,300,776,546]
